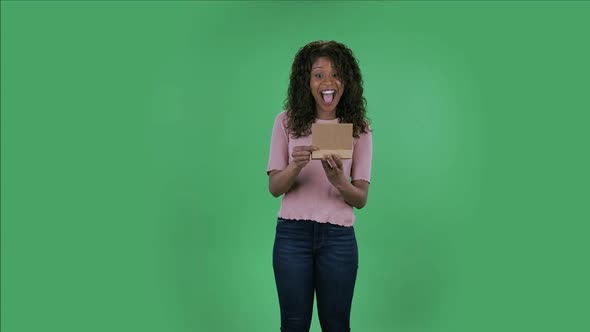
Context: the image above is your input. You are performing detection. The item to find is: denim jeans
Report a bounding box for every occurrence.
[273,218,358,332]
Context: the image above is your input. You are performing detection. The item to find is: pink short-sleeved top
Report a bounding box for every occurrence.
[266,111,372,227]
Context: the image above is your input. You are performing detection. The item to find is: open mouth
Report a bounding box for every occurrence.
[320,89,336,104]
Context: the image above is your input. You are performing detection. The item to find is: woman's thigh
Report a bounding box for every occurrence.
[314,224,358,331]
[273,219,315,331]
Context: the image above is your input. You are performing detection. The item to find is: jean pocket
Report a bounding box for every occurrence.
[327,224,355,236]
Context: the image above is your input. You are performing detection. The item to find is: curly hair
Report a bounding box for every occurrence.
[284,40,370,138]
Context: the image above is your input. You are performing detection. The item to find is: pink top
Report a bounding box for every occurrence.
[266,111,372,227]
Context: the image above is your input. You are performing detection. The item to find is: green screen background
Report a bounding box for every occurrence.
[2,1,589,331]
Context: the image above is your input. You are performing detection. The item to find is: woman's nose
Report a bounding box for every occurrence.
[322,75,334,84]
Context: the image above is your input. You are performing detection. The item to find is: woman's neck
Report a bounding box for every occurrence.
[316,110,337,120]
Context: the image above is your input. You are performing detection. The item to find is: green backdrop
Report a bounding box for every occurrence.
[2,1,589,331]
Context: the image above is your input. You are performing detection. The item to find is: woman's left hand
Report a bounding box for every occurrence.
[320,154,348,188]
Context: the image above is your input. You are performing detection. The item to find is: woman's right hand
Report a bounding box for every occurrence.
[291,145,319,170]
[269,145,319,197]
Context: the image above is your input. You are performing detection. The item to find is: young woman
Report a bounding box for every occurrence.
[267,40,372,332]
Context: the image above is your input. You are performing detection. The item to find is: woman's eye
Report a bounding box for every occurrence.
[314,74,323,78]
[332,73,339,78]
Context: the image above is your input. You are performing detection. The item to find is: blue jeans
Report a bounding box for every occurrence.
[273,218,358,332]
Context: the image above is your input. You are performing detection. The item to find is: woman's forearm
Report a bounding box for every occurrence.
[334,180,368,209]
[269,163,302,197]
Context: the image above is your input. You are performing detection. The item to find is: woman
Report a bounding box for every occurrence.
[267,40,372,332]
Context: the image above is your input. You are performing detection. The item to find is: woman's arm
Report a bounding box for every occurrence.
[268,145,318,197]
[268,164,301,197]
[334,180,370,209]
[321,155,370,209]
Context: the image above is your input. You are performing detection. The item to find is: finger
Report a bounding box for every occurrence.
[325,155,333,169]
[293,152,308,159]
[324,156,334,169]
[302,145,319,152]
[331,154,343,168]
[292,151,311,157]
[294,156,311,162]
[295,159,310,167]
[320,159,332,170]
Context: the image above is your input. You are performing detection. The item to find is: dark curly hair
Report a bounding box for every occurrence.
[284,40,370,138]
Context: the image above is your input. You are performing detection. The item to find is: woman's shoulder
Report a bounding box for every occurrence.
[274,110,288,121]
[357,122,373,136]
[273,110,290,128]
[353,123,373,145]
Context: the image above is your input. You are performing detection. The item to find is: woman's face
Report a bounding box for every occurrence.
[309,56,344,117]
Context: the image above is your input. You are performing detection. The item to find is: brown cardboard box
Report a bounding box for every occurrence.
[311,123,353,159]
